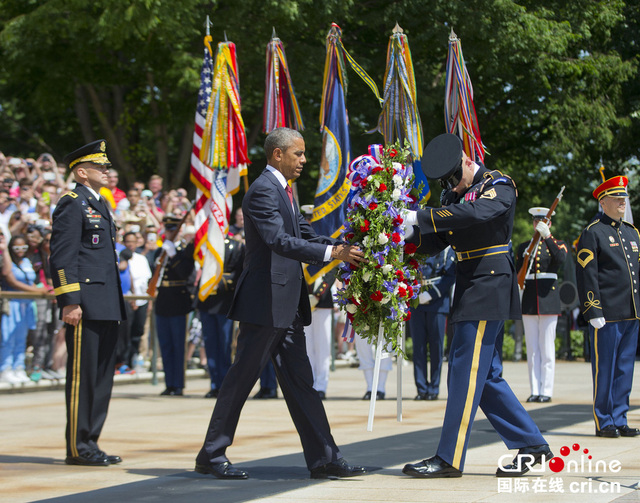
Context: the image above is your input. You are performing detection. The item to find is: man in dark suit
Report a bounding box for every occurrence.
[195,127,367,480]
[50,140,127,467]
[401,133,550,479]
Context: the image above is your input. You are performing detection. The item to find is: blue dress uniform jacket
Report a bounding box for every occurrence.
[155,241,195,317]
[49,183,126,460]
[576,212,640,432]
[414,165,521,323]
[576,213,640,322]
[50,184,126,320]
[408,165,546,471]
[516,237,568,315]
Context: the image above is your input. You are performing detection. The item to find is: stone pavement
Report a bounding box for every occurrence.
[1,360,639,503]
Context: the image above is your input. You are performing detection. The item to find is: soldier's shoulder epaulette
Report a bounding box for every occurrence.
[480,170,517,197]
[585,219,600,231]
[60,190,79,199]
[622,219,637,230]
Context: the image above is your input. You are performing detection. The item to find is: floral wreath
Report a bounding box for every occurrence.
[335,141,425,353]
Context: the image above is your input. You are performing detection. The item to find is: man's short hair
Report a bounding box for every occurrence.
[264,127,303,161]
[149,174,163,183]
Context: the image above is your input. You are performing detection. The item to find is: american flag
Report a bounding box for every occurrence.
[191,36,229,301]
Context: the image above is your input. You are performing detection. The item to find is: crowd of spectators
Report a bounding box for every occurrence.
[0,150,197,385]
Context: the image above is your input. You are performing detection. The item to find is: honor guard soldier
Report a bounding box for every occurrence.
[50,140,127,466]
[408,246,456,401]
[516,208,568,403]
[401,133,551,479]
[576,176,640,438]
[154,215,195,396]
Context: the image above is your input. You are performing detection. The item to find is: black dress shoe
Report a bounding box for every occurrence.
[96,450,122,464]
[414,393,428,400]
[253,387,277,399]
[402,455,462,478]
[496,444,553,477]
[195,461,249,479]
[65,452,110,467]
[310,458,367,479]
[426,393,438,400]
[204,389,219,398]
[596,425,620,438]
[160,387,182,396]
[362,391,372,400]
[376,391,385,400]
[526,395,539,403]
[537,396,552,403]
[618,425,640,437]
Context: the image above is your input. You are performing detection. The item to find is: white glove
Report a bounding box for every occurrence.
[402,210,418,240]
[161,240,177,258]
[589,317,606,329]
[535,221,551,239]
[418,291,432,304]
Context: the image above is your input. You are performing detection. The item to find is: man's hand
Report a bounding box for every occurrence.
[535,221,551,239]
[401,210,418,240]
[331,244,366,266]
[62,304,82,326]
[589,317,606,329]
[161,240,177,258]
[418,291,432,304]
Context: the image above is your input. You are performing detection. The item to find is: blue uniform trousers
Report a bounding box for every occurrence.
[156,314,187,390]
[589,320,639,431]
[409,309,446,395]
[200,311,233,391]
[437,320,546,471]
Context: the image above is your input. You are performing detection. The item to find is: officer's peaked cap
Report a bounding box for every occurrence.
[63,140,111,170]
[422,133,463,180]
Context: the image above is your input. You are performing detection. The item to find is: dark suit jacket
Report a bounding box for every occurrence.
[228,168,337,329]
[50,183,126,321]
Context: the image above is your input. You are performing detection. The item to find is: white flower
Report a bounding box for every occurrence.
[362,235,370,247]
[346,303,358,314]
[392,188,402,201]
[393,174,403,187]
[378,233,389,245]
[392,162,404,173]
[362,270,372,282]
[382,264,393,274]
[380,295,391,304]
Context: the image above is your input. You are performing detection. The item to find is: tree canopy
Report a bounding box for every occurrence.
[1,0,638,246]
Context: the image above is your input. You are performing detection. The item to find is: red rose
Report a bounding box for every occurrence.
[372,166,383,174]
[378,183,387,192]
[360,219,370,232]
[404,243,418,254]
[375,264,381,269]
[398,286,407,297]
[407,285,414,297]
[409,258,420,270]
[404,311,412,321]
[392,232,401,243]
[393,215,404,227]
[396,269,405,281]
[361,178,368,187]
[368,202,378,211]
[389,148,397,158]
[345,233,355,241]
[349,263,358,270]
[370,290,383,302]
[408,194,417,204]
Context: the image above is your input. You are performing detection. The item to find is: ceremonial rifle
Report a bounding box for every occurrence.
[146,201,195,297]
[516,186,565,291]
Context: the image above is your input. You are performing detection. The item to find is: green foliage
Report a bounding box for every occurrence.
[0,0,637,249]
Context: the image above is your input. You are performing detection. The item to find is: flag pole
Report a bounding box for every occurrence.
[367,321,384,431]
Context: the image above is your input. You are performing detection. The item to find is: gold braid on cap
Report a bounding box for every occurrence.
[69,153,110,169]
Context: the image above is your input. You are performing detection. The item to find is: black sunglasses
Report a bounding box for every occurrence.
[439,166,463,191]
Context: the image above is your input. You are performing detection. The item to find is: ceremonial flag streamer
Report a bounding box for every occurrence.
[444,28,485,163]
[191,34,250,301]
[376,24,424,161]
[305,23,383,285]
[263,30,304,133]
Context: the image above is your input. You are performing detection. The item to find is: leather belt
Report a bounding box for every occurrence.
[456,244,510,262]
[160,280,187,287]
[421,276,442,286]
[525,272,558,280]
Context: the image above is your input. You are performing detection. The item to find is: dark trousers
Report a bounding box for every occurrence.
[590,320,639,430]
[156,314,187,390]
[128,302,148,366]
[196,316,341,470]
[200,310,233,390]
[436,320,546,471]
[260,360,277,390]
[409,309,446,395]
[65,319,119,457]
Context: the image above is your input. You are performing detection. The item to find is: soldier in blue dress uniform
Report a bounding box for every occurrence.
[516,207,568,403]
[409,247,456,401]
[575,175,640,438]
[402,133,550,478]
[50,140,127,466]
[154,215,195,396]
